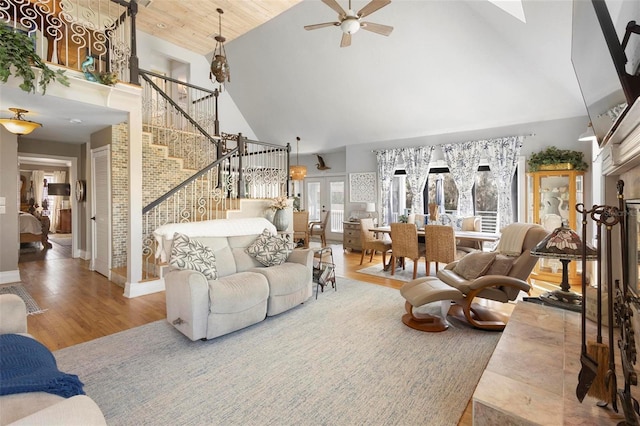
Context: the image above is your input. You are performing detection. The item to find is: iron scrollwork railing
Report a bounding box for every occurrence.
[0,0,138,83]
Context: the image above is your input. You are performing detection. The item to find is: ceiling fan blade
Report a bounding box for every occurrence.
[357,0,391,19]
[340,32,352,48]
[322,0,347,18]
[360,22,394,36]
[304,22,340,31]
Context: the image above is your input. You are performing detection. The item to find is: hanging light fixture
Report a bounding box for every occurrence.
[289,136,307,181]
[0,108,42,135]
[210,8,230,87]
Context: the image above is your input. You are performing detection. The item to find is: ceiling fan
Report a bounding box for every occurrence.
[304,0,394,48]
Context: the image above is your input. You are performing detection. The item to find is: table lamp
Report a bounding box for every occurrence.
[530,223,597,312]
[365,203,376,218]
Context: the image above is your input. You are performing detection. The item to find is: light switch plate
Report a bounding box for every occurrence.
[0,206,5,214]
[0,197,5,206]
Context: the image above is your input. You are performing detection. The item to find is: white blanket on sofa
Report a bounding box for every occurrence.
[153,218,277,261]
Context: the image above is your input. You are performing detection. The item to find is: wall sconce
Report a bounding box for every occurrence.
[0,108,42,135]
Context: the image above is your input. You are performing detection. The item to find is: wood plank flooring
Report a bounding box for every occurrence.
[16,238,558,425]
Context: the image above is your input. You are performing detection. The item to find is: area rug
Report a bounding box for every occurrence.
[54,279,500,426]
[357,261,438,282]
[0,284,45,315]
[49,235,72,246]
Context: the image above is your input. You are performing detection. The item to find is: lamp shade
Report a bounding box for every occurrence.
[365,203,376,213]
[289,165,307,181]
[530,224,597,260]
[0,108,42,135]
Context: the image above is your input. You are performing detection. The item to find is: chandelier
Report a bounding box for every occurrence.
[210,8,230,87]
[0,108,42,135]
[289,136,307,181]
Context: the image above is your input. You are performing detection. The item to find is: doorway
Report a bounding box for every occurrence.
[91,146,111,278]
[305,176,345,242]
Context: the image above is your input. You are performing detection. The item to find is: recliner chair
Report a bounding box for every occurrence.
[437,223,548,331]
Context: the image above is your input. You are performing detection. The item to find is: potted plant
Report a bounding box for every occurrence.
[0,25,69,94]
[527,147,589,172]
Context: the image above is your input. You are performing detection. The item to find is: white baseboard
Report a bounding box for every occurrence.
[123,278,165,298]
[0,270,21,284]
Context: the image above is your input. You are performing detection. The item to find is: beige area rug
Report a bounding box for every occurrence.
[54,279,501,426]
[357,261,439,282]
[49,235,72,246]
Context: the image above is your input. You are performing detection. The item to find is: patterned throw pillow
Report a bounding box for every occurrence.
[246,228,294,267]
[169,233,218,280]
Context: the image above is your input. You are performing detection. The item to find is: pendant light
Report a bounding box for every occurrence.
[289,136,307,181]
[210,8,230,87]
[0,108,42,135]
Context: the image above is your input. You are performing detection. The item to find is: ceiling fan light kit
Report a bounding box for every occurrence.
[304,0,393,47]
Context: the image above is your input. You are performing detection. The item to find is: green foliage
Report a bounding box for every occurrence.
[0,26,69,94]
[527,147,589,172]
[398,214,408,223]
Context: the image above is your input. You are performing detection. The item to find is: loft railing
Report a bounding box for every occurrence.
[1,0,139,83]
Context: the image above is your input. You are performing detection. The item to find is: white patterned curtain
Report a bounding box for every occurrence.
[50,171,67,233]
[401,146,434,215]
[375,149,400,225]
[31,170,45,214]
[484,136,523,231]
[441,141,483,217]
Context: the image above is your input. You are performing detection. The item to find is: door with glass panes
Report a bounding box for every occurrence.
[305,177,345,243]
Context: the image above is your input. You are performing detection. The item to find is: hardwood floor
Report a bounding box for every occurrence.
[15,238,559,425]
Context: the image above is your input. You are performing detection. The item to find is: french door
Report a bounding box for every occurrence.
[305,176,345,242]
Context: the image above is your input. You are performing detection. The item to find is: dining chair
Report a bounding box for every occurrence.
[390,223,427,280]
[359,218,392,266]
[424,224,456,276]
[457,216,482,253]
[293,211,309,248]
[309,210,330,247]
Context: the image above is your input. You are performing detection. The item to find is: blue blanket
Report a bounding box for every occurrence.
[0,334,85,398]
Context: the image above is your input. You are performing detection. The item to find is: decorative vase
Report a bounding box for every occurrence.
[273,209,288,231]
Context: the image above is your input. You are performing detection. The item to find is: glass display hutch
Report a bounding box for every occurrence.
[527,170,585,285]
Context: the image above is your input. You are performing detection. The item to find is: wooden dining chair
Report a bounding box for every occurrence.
[293,211,309,248]
[424,224,456,275]
[309,210,330,247]
[359,218,392,266]
[390,223,427,280]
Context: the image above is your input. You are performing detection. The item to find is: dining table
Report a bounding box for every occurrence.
[369,225,501,272]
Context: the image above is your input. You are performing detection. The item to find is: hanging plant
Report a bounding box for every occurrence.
[527,147,589,172]
[0,25,69,94]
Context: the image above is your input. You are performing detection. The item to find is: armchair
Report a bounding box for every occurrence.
[437,223,548,331]
[309,210,330,247]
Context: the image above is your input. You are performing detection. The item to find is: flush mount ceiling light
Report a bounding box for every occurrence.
[0,108,42,135]
[289,137,307,181]
[210,8,230,87]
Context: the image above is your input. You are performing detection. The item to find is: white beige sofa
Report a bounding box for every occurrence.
[154,218,313,341]
[0,294,106,426]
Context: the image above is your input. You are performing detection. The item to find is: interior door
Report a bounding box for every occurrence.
[306,176,345,242]
[91,146,111,278]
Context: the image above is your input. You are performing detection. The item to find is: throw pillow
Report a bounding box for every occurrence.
[485,254,515,276]
[246,228,294,267]
[169,232,218,280]
[453,251,497,280]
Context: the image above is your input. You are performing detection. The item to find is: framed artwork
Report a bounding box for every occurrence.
[350,172,376,203]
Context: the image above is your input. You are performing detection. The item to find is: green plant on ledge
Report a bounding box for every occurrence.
[527,147,589,172]
[0,25,69,94]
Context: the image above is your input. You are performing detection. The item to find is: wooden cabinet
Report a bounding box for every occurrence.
[343,221,362,251]
[527,170,584,285]
[57,209,71,234]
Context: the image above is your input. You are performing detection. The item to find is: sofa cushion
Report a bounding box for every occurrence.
[453,251,497,280]
[246,229,294,267]
[170,233,218,280]
[209,272,269,314]
[250,263,310,296]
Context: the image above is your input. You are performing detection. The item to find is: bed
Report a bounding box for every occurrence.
[19,211,52,249]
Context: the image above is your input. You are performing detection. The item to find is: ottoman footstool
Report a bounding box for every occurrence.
[399,277,463,332]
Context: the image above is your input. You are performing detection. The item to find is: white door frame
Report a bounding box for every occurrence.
[305,176,345,242]
[90,145,111,278]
